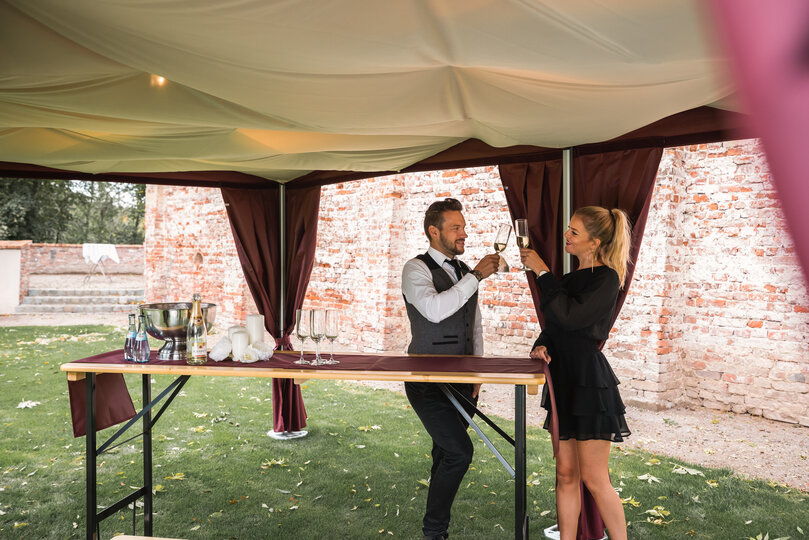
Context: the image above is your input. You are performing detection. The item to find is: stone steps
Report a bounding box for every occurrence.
[15,288,145,314]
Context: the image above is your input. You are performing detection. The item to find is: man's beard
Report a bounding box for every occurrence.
[439,232,464,256]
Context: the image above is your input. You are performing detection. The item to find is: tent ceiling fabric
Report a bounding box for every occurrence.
[0,0,737,184]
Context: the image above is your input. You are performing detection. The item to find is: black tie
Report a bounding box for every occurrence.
[445,258,463,281]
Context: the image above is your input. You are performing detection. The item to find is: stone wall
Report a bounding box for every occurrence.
[143,139,809,425]
[25,243,144,274]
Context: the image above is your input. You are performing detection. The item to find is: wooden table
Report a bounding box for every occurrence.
[63,350,546,540]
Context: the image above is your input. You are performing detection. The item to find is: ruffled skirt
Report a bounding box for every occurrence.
[540,342,631,443]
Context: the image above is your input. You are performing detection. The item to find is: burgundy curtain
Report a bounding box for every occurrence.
[710,0,809,287]
[499,146,662,540]
[221,184,321,432]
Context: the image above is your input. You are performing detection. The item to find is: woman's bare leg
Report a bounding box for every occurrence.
[555,439,582,540]
[577,439,627,540]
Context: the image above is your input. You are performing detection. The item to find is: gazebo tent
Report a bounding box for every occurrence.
[4,1,807,538]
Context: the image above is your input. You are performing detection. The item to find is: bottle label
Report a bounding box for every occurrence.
[190,339,207,358]
[126,331,136,338]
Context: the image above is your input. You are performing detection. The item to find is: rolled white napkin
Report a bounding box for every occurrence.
[247,342,274,361]
[209,336,232,362]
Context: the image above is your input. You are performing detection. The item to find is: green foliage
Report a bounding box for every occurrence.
[0,326,806,539]
[0,178,144,244]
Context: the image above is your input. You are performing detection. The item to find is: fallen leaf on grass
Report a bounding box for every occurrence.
[358,425,382,432]
[706,480,719,488]
[637,474,661,484]
[16,400,40,409]
[164,472,185,480]
[621,496,641,508]
[672,464,705,477]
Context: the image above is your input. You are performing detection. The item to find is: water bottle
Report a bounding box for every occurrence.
[124,313,136,361]
[133,314,150,363]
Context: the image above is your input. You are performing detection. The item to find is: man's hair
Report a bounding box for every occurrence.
[423,198,463,239]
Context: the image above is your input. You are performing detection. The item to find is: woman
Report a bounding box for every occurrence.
[520,206,631,540]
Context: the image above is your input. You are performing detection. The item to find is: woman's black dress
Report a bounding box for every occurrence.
[534,265,631,442]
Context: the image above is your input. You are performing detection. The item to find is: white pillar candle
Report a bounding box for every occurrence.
[228,325,246,340]
[245,314,265,345]
[231,330,248,360]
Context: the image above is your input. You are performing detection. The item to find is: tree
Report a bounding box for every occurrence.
[0,178,145,244]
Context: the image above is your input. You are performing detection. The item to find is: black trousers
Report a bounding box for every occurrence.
[405,382,478,537]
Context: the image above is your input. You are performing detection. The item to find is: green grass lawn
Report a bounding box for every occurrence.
[0,325,806,539]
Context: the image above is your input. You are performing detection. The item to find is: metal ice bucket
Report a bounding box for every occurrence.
[139,302,217,360]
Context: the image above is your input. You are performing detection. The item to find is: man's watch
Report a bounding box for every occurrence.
[470,269,484,282]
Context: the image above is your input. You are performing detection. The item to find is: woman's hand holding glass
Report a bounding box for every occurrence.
[519,248,549,275]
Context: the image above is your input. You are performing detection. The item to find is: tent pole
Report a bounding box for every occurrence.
[279,183,286,342]
[562,148,572,273]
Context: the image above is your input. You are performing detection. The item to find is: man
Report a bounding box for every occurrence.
[401,197,500,540]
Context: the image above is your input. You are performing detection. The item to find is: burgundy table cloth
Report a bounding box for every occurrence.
[66,349,557,457]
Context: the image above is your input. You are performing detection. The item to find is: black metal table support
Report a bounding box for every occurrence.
[142,374,153,536]
[515,385,528,540]
[84,374,189,539]
[85,373,97,540]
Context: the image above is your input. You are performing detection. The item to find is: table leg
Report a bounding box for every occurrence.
[142,374,153,535]
[86,373,97,540]
[515,384,528,540]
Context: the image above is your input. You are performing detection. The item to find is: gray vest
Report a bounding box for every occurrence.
[404,253,478,355]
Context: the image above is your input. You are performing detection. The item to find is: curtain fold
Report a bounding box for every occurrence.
[498,146,663,540]
[221,184,321,432]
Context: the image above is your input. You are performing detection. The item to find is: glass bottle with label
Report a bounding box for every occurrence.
[186,293,208,365]
[124,313,136,361]
[133,314,150,363]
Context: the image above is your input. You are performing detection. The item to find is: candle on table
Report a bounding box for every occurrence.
[231,330,248,360]
[228,325,246,340]
[245,314,265,345]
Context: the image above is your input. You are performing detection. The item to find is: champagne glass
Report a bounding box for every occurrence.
[294,309,310,365]
[324,310,339,365]
[515,218,530,271]
[493,223,512,272]
[310,309,325,366]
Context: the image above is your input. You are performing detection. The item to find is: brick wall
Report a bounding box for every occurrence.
[144,139,809,425]
[25,243,144,274]
[144,185,258,332]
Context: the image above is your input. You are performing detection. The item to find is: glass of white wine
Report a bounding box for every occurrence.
[294,309,310,365]
[324,310,339,365]
[515,218,530,271]
[493,223,512,272]
[310,309,326,366]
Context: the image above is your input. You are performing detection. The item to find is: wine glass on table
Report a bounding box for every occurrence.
[310,309,325,366]
[515,218,530,271]
[294,309,310,365]
[493,223,512,272]
[324,310,339,365]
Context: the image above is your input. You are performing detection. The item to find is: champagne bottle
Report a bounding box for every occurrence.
[186,293,208,365]
[124,313,136,361]
[133,314,150,363]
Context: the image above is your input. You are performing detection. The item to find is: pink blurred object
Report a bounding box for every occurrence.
[710,0,809,285]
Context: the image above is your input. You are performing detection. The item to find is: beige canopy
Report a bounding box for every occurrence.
[0,0,741,185]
